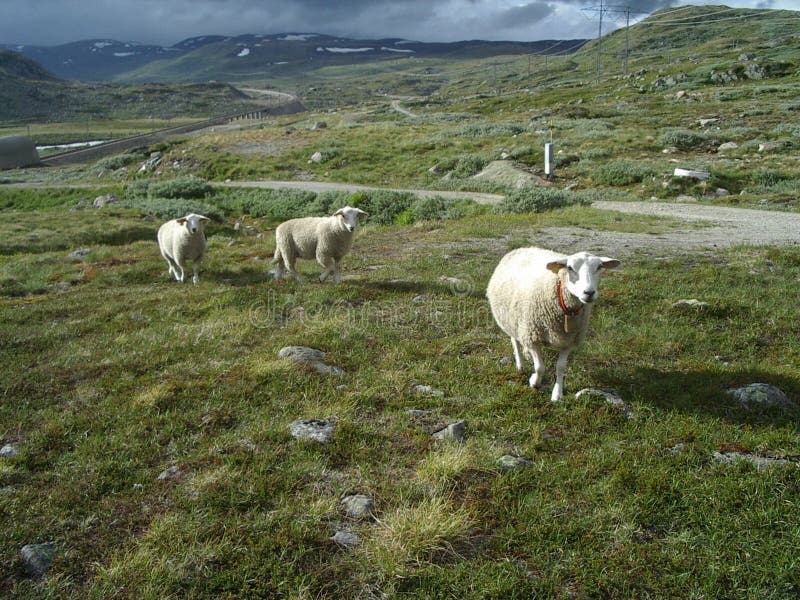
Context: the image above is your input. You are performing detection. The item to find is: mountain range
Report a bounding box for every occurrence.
[1,33,587,83]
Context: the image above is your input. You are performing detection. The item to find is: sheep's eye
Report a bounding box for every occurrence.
[567,266,575,273]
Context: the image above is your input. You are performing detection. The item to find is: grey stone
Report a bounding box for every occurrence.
[0,444,18,457]
[497,455,535,471]
[311,121,327,130]
[575,387,633,418]
[407,409,433,417]
[758,142,782,153]
[289,419,335,444]
[278,346,344,377]
[20,542,56,577]
[672,298,710,308]
[718,141,739,151]
[67,248,92,259]
[157,465,182,481]
[727,383,795,411]
[309,151,324,163]
[432,420,466,441]
[93,194,120,208]
[331,531,360,547]
[341,494,375,519]
[712,451,793,471]
[413,384,445,397]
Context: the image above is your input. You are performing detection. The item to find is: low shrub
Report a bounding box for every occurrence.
[657,128,708,150]
[147,176,213,200]
[124,176,213,201]
[95,153,143,171]
[119,197,225,222]
[494,187,590,214]
[591,160,658,186]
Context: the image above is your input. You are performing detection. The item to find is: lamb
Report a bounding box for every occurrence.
[271,206,368,283]
[486,247,620,402]
[157,213,210,285]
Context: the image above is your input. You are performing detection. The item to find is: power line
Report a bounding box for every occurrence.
[582,3,647,80]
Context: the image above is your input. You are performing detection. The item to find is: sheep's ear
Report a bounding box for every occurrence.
[176,217,187,224]
[600,258,621,269]
[356,208,369,217]
[333,208,344,217]
[198,215,210,221]
[546,260,566,274]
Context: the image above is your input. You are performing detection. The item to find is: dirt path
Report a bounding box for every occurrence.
[542,200,800,257]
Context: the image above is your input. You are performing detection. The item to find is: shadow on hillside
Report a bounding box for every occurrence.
[211,266,273,286]
[598,365,800,427]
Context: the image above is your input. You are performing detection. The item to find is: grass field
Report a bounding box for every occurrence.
[3,5,800,597]
[1,192,799,598]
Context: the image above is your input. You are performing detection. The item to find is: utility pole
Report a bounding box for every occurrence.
[581,4,646,82]
[596,0,604,84]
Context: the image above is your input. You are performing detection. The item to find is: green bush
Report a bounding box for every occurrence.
[410,196,449,222]
[147,176,212,200]
[218,188,319,220]
[657,128,707,150]
[450,121,526,138]
[494,187,590,214]
[95,153,143,171]
[124,177,212,201]
[591,160,658,186]
[119,197,225,222]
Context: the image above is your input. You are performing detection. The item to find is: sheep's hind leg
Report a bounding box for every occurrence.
[550,348,571,402]
[270,250,285,280]
[527,344,545,390]
[191,261,201,285]
[510,337,524,371]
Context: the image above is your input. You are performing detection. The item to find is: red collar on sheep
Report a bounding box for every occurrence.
[557,280,583,316]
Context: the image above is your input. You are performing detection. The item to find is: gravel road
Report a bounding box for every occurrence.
[540,200,800,258]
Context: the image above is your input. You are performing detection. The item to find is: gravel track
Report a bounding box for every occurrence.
[540,200,800,258]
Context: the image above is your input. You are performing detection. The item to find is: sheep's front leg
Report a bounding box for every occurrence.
[317,254,336,283]
[551,348,571,402]
[527,344,545,389]
[332,259,342,284]
[192,261,201,285]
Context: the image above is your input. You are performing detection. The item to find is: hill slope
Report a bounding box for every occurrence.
[3,33,587,83]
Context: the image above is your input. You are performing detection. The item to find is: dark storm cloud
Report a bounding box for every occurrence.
[0,0,791,47]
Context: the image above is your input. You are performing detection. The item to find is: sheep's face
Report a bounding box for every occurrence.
[177,213,210,235]
[333,206,369,233]
[548,252,620,305]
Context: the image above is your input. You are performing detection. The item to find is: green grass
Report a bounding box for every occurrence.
[1,199,799,598]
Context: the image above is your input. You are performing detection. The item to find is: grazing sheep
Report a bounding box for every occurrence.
[271,206,368,283]
[487,247,620,402]
[157,213,210,284]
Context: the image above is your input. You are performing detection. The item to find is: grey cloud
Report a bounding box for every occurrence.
[490,3,557,29]
[0,0,788,46]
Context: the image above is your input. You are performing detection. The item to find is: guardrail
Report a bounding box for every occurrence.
[41,99,306,167]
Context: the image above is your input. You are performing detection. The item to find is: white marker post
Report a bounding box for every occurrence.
[544,142,554,177]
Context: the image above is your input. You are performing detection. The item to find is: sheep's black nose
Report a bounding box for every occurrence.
[584,290,595,299]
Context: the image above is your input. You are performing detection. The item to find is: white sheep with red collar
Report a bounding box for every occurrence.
[157,213,210,285]
[270,206,368,283]
[486,247,620,402]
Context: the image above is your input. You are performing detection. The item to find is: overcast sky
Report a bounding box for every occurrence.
[1,0,797,47]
